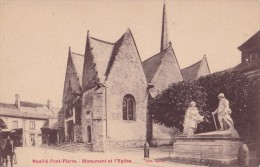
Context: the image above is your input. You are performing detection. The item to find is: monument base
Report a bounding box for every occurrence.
[172,130,242,166]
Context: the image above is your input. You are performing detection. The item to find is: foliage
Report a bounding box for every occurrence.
[150,70,260,140]
[196,71,254,135]
[150,81,207,130]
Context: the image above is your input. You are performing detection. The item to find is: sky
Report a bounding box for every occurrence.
[0,0,259,108]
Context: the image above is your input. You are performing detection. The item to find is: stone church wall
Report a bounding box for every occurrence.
[104,31,148,148]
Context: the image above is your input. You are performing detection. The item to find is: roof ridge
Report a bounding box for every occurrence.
[71,52,84,57]
[238,30,260,50]
[168,46,183,81]
[0,102,14,105]
[20,101,44,106]
[142,47,168,63]
[181,58,203,71]
[104,31,126,78]
[91,37,115,45]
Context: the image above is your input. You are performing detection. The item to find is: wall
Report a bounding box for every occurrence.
[60,53,82,141]
[104,30,148,149]
[0,116,46,146]
[81,88,105,151]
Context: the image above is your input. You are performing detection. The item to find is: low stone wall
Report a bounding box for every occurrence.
[104,140,146,151]
[172,131,242,165]
[155,138,173,146]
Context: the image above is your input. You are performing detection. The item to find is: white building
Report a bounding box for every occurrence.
[0,94,60,147]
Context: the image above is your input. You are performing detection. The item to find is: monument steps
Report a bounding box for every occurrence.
[42,142,92,152]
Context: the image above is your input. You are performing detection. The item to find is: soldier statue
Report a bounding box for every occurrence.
[212,93,234,130]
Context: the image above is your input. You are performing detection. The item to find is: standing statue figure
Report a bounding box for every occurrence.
[183,101,204,137]
[212,93,234,131]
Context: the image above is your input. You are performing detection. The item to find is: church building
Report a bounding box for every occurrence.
[57,3,210,151]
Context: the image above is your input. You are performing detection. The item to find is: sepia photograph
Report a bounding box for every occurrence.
[0,0,259,166]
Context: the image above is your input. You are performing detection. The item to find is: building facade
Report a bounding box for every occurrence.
[0,94,59,147]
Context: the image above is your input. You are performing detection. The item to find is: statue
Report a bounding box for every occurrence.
[212,93,234,131]
[183,101,204,137]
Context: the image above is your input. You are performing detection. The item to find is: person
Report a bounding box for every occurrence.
[212,93,234,131]
[183,101,204,137]
[4,136,16,167]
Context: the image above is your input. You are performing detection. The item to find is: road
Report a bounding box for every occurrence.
[4,146,204,167]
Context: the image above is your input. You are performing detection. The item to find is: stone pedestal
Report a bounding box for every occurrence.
[172,130,242,165]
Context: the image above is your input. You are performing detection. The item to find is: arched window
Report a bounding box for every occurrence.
[122,94,136,121]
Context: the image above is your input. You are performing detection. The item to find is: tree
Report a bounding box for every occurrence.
[150,81,207,130]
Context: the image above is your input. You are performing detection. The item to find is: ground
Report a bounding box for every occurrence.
[4,146,258,167]
[6,146,204,167]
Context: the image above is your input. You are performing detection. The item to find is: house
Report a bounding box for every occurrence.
[231,30,260,78]
[0,94,59,147]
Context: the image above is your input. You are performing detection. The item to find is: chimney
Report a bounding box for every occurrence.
[47,99,52,110]
[15,94,20,108]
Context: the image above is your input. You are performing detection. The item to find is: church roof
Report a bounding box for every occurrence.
[90,36,115,82]
[83,29,140,83]
[142,45,182,83]
[142,48,168,83]
[181,55,210,81]
[238,30,260,51]
[70,52,84,86]
[181,61,201,81]
[105,33,125,78]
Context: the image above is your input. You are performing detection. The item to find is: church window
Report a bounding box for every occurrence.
[87,126,91,143]
[122,94,136,121]
[123,99,127,120]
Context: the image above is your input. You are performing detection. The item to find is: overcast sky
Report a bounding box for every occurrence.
[0,0,259,108]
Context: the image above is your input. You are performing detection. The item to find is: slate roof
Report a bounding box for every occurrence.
[104,33,125,78]
[83,29,141,83]
[142,45,183,83]
[0,102,60,119]
[90,36,115,82]
[181,56,210,81]
[229,61,260,73]
[238,30,260,51]
[142,48,168,83]
[71,52,84,86]
[181,60,202,81]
